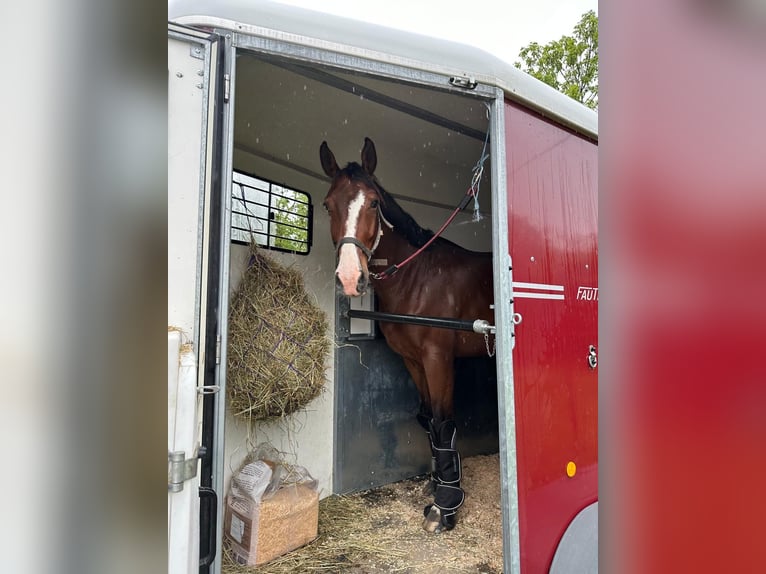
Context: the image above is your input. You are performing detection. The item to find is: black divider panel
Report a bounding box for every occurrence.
[333,335,499,494]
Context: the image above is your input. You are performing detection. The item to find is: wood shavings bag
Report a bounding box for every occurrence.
[224,446,319,566]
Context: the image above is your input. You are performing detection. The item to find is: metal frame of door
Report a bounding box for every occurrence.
[208,31,520,574]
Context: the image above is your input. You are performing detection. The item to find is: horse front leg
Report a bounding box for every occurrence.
[402,358,436,495]
[420,349,464,533]
[423,417,464,533]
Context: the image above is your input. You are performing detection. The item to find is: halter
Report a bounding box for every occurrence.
[336,236,374,260]
[335,206,393,263]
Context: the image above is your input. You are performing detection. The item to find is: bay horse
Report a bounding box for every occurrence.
[320,137,495,532]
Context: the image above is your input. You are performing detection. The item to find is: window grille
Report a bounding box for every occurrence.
[231,171,312,254]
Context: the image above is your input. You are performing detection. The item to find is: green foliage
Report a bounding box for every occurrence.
[515,10,598,110]
[272,189,309,252]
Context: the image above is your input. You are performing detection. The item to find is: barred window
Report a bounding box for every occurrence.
[231,171,312,254]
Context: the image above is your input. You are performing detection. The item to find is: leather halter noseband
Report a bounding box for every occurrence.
[336,236,374,260]
[335,206,391,263]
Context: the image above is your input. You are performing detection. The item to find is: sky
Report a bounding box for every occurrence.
[270,0,597,67]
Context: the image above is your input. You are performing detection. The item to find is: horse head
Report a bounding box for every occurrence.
[320,137,384,297]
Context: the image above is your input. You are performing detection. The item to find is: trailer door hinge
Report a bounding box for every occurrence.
[449,75,478,90]
[223,73,230,102]
[168,446,206,492]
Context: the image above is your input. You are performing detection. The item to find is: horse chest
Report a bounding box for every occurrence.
[378,321,460,359]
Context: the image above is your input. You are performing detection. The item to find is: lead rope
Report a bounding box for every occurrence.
[469,108,491,223]
[372,116,491,281]
[477,112,494,359]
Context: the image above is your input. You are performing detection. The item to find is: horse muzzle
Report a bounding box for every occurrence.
[335,236,373,297]
[335,270,368,297]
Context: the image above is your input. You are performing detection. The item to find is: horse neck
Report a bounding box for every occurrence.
[370,226,422,306]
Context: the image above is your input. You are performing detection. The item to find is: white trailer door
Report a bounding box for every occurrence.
[168,23,222,574]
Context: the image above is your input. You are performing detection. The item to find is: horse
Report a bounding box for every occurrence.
[320,137,495,533]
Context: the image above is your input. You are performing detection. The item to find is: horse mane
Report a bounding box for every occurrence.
[342,162,435,248]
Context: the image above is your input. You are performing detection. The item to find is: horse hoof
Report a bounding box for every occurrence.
[422,505,442,532]
[422,505,455,533]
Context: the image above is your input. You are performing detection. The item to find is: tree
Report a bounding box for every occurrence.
[272,190,310,252]
[515,10,598,110]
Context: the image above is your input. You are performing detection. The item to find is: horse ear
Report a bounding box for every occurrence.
[361,137,377,175]
[320,141,339,178]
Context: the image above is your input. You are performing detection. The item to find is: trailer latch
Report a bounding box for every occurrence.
[472,319,496,335]
[449,76,478,90]
[168,446,206,492]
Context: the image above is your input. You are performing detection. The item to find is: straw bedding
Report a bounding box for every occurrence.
[222,453,502,573]
[227,243,330,421]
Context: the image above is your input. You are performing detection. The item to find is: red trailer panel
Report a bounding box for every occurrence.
[505,100,598,573]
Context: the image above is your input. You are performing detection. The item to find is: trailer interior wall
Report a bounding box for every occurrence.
[222,50,496,499]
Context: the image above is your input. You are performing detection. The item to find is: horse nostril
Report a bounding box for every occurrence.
[357,274,368,294]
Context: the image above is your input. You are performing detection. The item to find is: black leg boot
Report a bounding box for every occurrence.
[422,419,465,532]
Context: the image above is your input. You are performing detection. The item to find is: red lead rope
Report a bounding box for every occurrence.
[372,122,490,281]
[370,187,477,281]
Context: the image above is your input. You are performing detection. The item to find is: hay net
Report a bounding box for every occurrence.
[227,242,330,421]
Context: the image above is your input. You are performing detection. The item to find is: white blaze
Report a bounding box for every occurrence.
[336,190,366,296]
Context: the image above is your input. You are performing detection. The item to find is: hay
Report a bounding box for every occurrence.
[227,242,330,421]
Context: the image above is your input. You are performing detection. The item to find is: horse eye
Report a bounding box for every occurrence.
[370,199,379,209]
[322,202,331,213]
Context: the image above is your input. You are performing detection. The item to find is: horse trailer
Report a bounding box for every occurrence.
[168,1,598,573]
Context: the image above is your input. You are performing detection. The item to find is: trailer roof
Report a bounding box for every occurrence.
[169,0,597,140]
